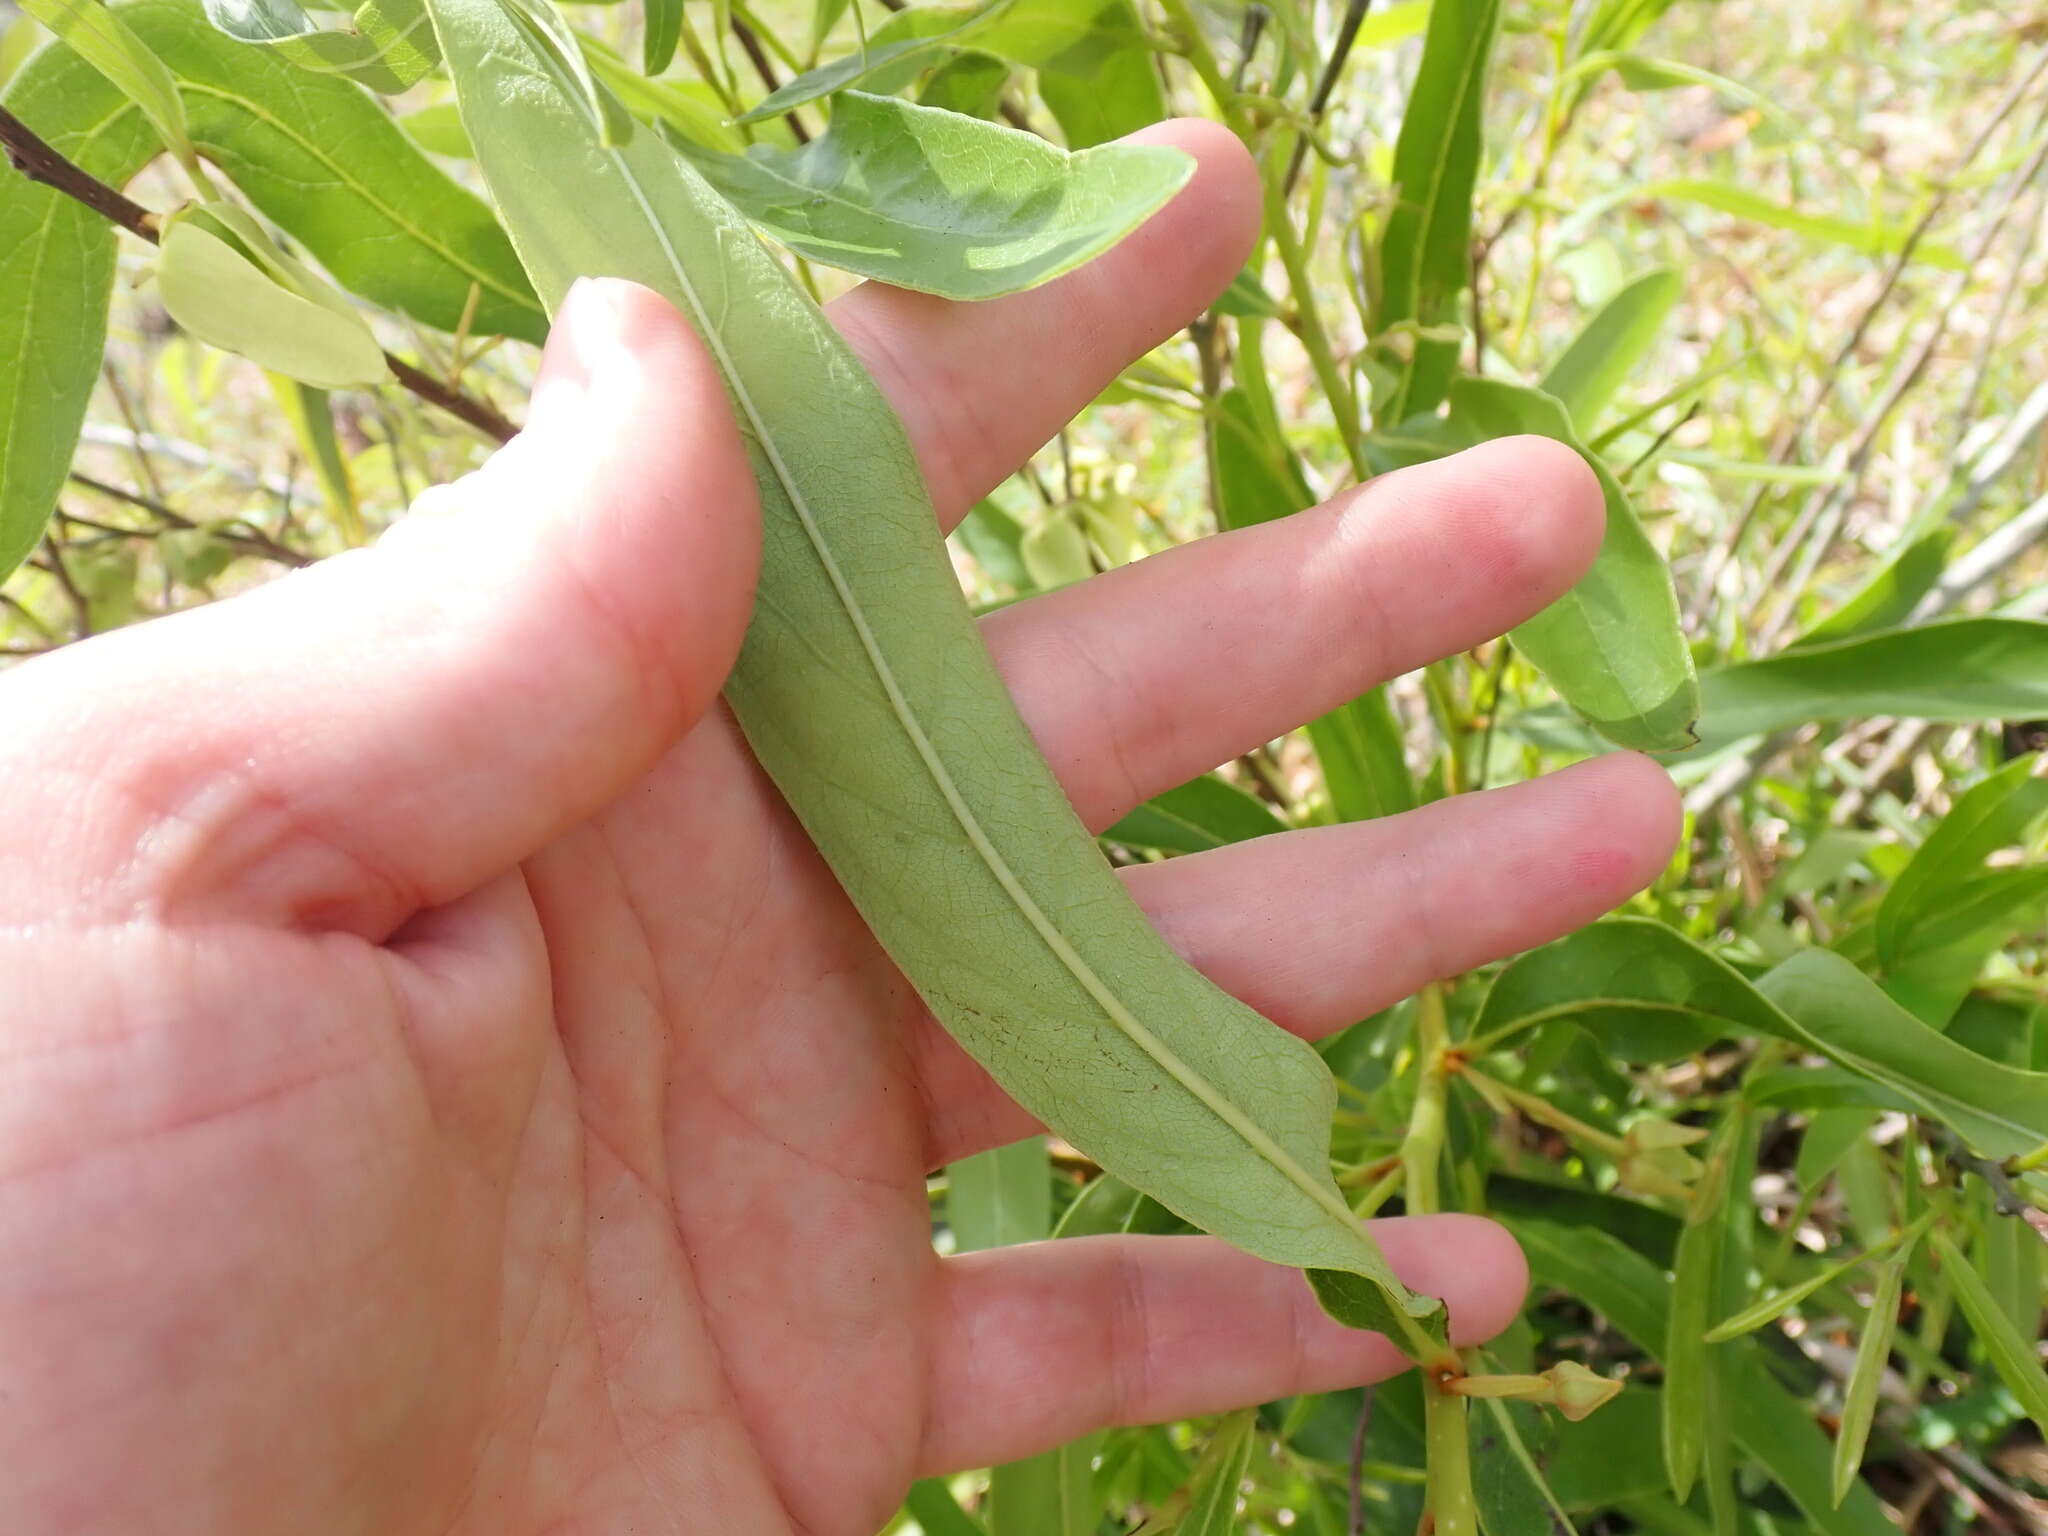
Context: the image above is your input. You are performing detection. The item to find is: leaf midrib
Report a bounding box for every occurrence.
[605,147,1385,1271]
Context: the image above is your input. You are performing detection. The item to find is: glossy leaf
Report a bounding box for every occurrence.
[1875,754,2047,967]
[1831,1242,1909,1507]
[1512,1220,1896,1536]
[198,0,438,94]
[1929,1230,2048,1438]
[675,91,1191,300]
[1691,619,2048,754]
[427,0,1447,1359]
[1538,267,1681,430]
[0,41,157,583]
[1105,773,1286,854]
[1374,0,1502,419]
[1450,379,1699,751]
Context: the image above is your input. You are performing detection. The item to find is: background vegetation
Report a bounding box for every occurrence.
[2,0,2045,1531]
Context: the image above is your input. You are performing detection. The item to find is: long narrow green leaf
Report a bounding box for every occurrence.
[1474,921,2048,1162]
[1663,1117,1734,1502]
[1105,773,1286,855]
[1538,267,1681,429]
[1876,755,2047,967]
[1831,1243,1909,1507]
[425,0,1446,1358]
[1450,378,1698,751]
[1511,1219,1896,1536]
[1374,0,1502,419]
[1929,1230,2048,1438]
[1170,1409,1257,1536]
[1705,1228,1905,1343]
[20,0,190,155]
[672,90,1191,300]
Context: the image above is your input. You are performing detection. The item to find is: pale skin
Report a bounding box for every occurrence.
[0,122,1681,1535]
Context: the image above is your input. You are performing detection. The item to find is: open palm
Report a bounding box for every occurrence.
[0,123,1678,1536]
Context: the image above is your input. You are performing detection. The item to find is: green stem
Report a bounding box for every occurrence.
[1401,986,1453,1215]
[1461,1066,1630,1161]
[1422,1372,1479,1536]
[1267,188,1368,479]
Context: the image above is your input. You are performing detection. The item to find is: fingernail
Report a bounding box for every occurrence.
[528,277,638,431]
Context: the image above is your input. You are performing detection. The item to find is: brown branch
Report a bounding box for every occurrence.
[732,18,812,144]
[0,103,516,446]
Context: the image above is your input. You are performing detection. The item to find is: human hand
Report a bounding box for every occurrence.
[0,122,1679,1536]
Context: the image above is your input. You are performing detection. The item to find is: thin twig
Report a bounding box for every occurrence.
[1285,0,1375,195]
[731,17,812,144]
[1684,46,2048,627]
[1347,1386,1376,1536]
[0,103,517,445]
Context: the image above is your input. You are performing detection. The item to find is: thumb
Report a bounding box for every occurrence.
[4,278,760,938]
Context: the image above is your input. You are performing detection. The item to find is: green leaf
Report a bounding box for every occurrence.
[737,0,1009,123]
[0,40,158,584]
[1797,1108,1879,1189]
[1545,1386,1666,1510]
[1875,755,2047,968]
[1449,379,1699,752]
[1213,385,1314,531]
[1374,0,1502,418]
[1166,1408,1257,1536]
[1630,179,1963,268]
[1051,1171,1144,1237]
[1928,1230,2048,1439]
[1511,1219,1897,1536]
[1757,948,2048,1163]
[671,90,1191,300]
[132,0,547,343]
[1663,1116,1735,1502]
[904,1479,989,1536]
[1537,267,1681,429]
[1831,1240,1909,1507]
[1690,618,2048,755]
[20,0,192,158]
[1105,774,1285,854]
[973,0,1162,148]
[428,0,1447,1360]
[987,1442,1101,1536]
[1307,690,1418,822]
[1479,920,2048,1161]
[1019,504,1092,588]
[641,0,678,74]
[198,0,439,94]
[1472,1397,1577,1536]
[948,1137,1050,1252]
[954,497,1031,590]
[1704,1238,1884,1344]
[916,49,1009,119]
[399,99,473,157]
[157,204,390,387]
